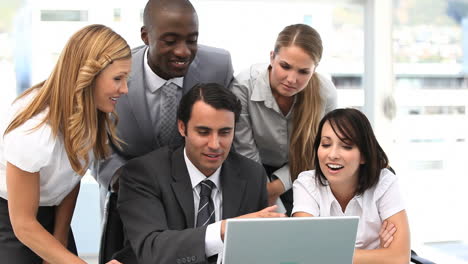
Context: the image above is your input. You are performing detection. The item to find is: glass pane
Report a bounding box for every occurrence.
[40,10,88,22]
[113,8,121,22]
[393,0,468,262]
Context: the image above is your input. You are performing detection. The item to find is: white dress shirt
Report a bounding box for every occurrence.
[0,90,86,206]
[143,48,184,129]
[292,168,405,249]
[183,148,224,258]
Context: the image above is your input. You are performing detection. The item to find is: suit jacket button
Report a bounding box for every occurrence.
[182,258,187,263]
[176,259,181,264]
[192,256,197,261]
[186,257,191,263]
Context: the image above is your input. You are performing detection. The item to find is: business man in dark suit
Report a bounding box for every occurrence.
[115,83,284,264]
[95,0,234,194]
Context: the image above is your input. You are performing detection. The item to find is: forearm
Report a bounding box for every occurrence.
[354,248,410,264]
[354,199,411,264]
[14,219,85,264]
[53,183,80,245]
[353,213,410,264]
[267,179,285,204]
[6,163,85,263]
[272,164,292,191]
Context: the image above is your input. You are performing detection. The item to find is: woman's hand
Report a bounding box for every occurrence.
[379,221,397,248]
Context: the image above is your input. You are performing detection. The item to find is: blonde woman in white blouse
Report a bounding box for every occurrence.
[292,108,410,264]
[0,25,130,264]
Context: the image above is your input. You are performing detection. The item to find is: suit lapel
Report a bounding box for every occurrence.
[127,46,156,145]
[183,54,201,94]
[221,155,247,219]
[170,147,195,227]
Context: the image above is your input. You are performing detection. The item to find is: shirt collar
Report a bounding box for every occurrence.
[354,194,364,209]
[143,48,184,93]
[183,148,221,191]
[325,184,363,213]
[250,64,297,115]
[250,64,275,104]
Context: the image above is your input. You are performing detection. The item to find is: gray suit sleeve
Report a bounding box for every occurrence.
[224,52,234,89]
[91,147,126,189]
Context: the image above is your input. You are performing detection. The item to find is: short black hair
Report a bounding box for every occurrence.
[313,108,389,195]
[143,0,196,29]
[177,83,241,126]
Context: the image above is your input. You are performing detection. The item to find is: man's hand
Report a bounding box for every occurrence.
[220,205,286,240]
[236,205,286,219]
[379,220,397,248]
[106,259,123,264]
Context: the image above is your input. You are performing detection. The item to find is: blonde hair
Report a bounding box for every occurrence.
[273,24,324,181]
[5,24,131,175]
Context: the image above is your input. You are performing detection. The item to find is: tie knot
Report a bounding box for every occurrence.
[199,180,215,197]
[162,82,179,97]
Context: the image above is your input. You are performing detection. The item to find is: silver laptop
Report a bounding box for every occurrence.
[222,216,359,264]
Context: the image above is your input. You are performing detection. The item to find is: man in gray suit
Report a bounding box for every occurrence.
[96,0,233,262]
[115,83,283,264]
[95,0,234,191]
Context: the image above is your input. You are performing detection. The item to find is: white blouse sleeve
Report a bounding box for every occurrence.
[292,171,320,216]
[375,169,405,220]
[4,118,56,173]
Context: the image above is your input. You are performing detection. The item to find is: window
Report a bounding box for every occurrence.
[40,10,88,22]
[393,0,468,261]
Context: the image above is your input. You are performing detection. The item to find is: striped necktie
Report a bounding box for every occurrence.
[196,180,216,227]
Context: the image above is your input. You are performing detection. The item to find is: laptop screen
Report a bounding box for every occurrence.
[222,216,359,264]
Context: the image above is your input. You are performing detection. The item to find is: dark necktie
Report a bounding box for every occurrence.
[196,180,216,227]
[159,82,179,144]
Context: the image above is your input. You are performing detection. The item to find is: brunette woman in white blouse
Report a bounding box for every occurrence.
[0,25,130,264]
[232,24,337,215]
[292,108,410,263]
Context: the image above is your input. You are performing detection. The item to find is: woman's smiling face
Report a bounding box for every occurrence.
[317,121,364,188]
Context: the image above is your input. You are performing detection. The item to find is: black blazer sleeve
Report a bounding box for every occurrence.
[117,151,207,264]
